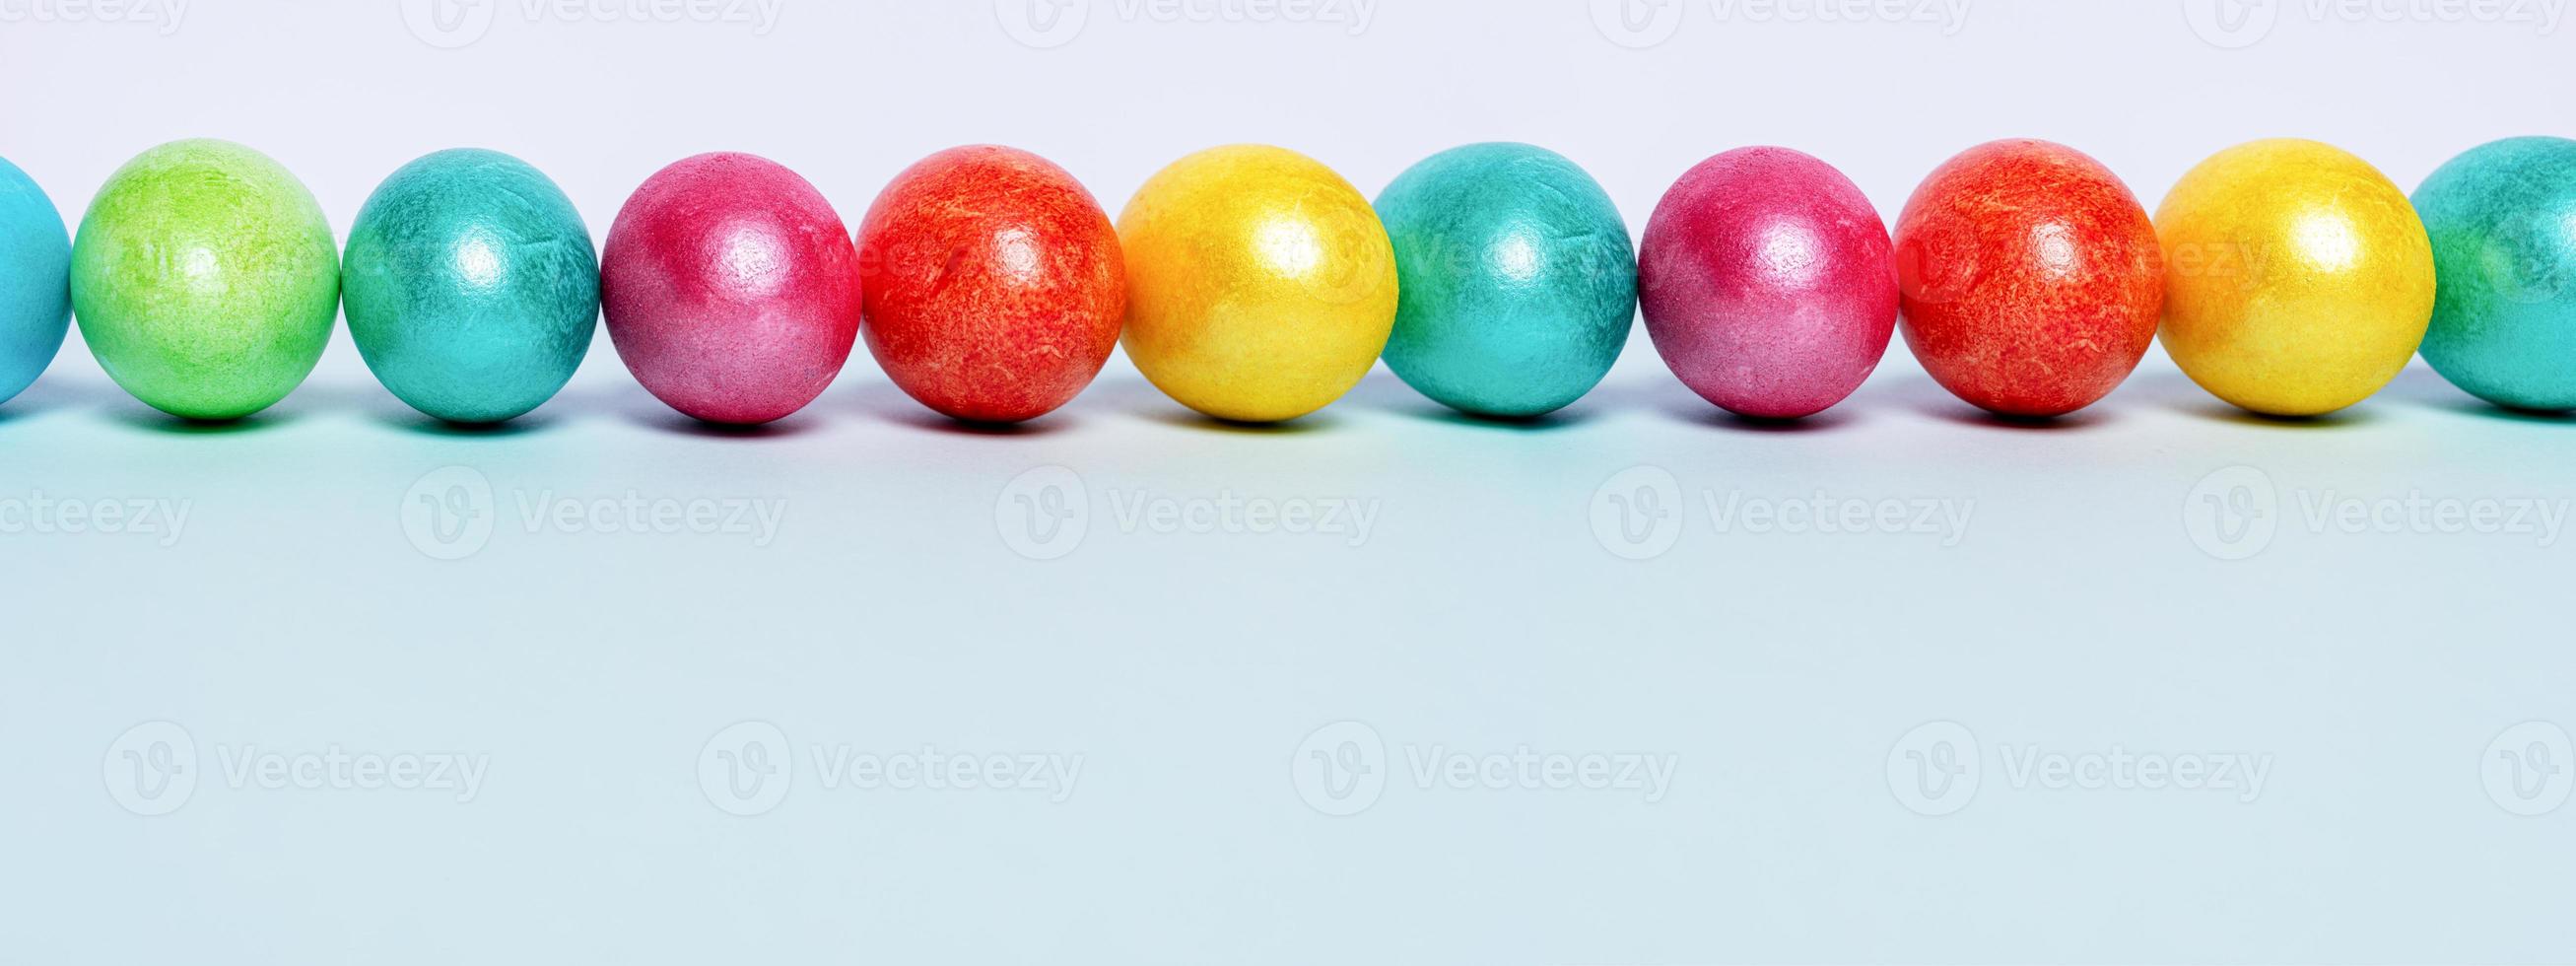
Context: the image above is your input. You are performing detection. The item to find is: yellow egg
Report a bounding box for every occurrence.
[2156,139,2436,416]
[1119,145,1398,423]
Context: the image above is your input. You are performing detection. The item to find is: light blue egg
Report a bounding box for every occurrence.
[2415,136,2576,412]
[344,148,599,423]
[1376,143,1637,418]
[0,157,72,407]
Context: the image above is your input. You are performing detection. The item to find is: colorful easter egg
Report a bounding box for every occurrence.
[71,139,340,420]
[1640,147,1897,420]
[1895,139,2164,418]
[2156,139,2435,417]
[0,156,70,408]
[857,145,1123,424]
[601,153,860,425]
[1376,142,1636,419]
[344,149,599,424]
[2413,136,2576,412]
[1118,144,1398,423]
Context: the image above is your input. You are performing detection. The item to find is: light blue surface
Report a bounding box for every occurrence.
[0,156,71,407]
[4,335,2572,965]
[1377,143,1636,418]
[343,149,599,424]
[2415,136,2576,412]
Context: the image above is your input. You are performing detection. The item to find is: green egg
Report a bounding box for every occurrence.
[72,139,340,420]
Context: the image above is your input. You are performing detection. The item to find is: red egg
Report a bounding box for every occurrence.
[1640,147,1898,420]
[857,145,1123,424]
[1894,140,2163,418]
[602,153,860,425]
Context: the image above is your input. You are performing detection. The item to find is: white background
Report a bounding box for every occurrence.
[2,0,2573,962]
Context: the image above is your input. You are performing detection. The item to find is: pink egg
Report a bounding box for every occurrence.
[1640,147,1898,419]
[602,153,860,425]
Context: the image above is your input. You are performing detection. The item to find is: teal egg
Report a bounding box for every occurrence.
[2414,136,2576,412]
[0,156,70,407]
[1377,143,1636,418]
[344,149,599,423]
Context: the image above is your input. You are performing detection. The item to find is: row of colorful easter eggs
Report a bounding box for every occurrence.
[0,137,2570,425]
